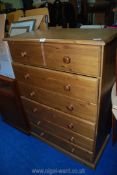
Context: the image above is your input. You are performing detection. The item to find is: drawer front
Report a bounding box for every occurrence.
[30,118,94,152]
[22,98,96,139]
[8,41,43,66]
[44,43,101,77]
[31,123,94,162]
[13,63,99,104]
[19,82,97,123]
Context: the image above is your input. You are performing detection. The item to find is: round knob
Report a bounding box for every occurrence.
[64,84,71,91]
[67,123,74,129]
[67,104,74,111]
[24,73,30,79]
[37,121,41,126]
[70,136,74,142]
[21,51,27,57]
[71,148,75,153]
[33,108,38,113]
[40,132,44,137]
[30,91,35,97]
[63,56,71,64]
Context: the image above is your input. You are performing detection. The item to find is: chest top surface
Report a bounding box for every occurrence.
[5,28,117,46]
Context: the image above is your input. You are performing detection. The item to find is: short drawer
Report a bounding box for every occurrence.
[44,43,101,77]
[8,41,43,66]
[22,98,96,139]
[13,63,99,104]
[30,119,94,152]
[31,123,94,162]
[20,83,98,123]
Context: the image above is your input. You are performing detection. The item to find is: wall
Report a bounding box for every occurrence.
[2,0,23,9]
[88,0,95,2]
[33,0,69,7]
[2,0,70,9]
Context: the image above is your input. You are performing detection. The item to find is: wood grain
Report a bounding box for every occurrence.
[44,43,101,77]
[6,29,117,168]
[21,97,96,139]
[5,29,117,46]
[9,41,43,66]
[29,117,94,151]
[31,122,94,162]
[19,82,98,123]
[94,39,116,157]
[13,63,99,104]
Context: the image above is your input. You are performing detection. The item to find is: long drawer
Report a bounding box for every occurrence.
[22,97,96,139]
[8,41,43,66]
[13,63,99,104]
[19,82,97,123]
[30,118,94,152]
[44,43,101,77]
[31,123,94,162]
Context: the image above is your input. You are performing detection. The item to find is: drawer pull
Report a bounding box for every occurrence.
[70,137,74,142]
[67,104,74,111]
[37,121,41,125]
[64,84,71,91]
[40,132,44,137]
[21,51,27,57]
[30,91,35,97]
[63,56,71,64]
[24,73,30,79]
[71,148,75,153]
[33,108,38,113]
[67,123,74,129]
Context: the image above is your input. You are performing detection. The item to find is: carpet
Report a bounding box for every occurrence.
[0,115,117,175]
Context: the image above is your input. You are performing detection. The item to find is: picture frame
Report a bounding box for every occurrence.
[9,26,30,37]
[9,19,36,36]
[18,15,44,30]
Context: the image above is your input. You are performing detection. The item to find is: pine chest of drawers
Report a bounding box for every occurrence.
[7,29,117,168]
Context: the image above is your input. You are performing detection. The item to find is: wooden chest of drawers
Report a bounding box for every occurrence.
[7,29,117,168]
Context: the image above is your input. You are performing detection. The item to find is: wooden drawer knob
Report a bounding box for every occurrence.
[30,91,35,97]
[63,56,71,64]
[71,148,75,153]
[67,123,74,129]
[37,121,41,125]
[70,136,74,142]
[64,84,71,91]
[40,132,44,137]
[21,51,27,57]
[24,73,30,79]
[67,104,74,111]
[33,108,38,113]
